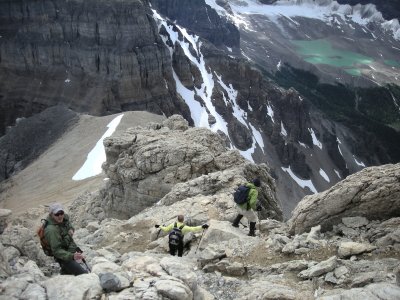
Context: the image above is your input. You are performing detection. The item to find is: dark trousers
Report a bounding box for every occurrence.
[169,241,184,257]
[57,259,88,276]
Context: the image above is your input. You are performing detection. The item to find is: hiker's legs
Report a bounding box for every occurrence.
[241,210,257,236]
[169,244,177,256]
[57,259,88,276]
[248,222,256,236]
[177,241,184,257]
[232,214,243,227]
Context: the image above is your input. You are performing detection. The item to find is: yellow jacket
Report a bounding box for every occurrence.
[160,222,203,235]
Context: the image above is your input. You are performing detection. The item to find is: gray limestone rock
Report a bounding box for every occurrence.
[338,242,377,258]
[99,272,122,292]
[299,256,338,279]
[289,163,400,234]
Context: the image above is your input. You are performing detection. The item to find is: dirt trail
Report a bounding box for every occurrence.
[0,111,165,217]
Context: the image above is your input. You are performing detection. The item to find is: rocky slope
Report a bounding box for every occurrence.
[0,115,399,299]
[0,109,165,215]
[1,0,399,218]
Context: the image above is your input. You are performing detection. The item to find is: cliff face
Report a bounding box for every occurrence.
[0,0,190,135]
[150,0,240,49]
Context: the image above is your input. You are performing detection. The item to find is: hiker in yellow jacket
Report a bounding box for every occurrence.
[155,215,209,257]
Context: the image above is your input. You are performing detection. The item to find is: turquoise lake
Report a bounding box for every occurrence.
[291,39,374,76]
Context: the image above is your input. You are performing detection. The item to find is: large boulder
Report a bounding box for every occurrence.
[289,163,400,234]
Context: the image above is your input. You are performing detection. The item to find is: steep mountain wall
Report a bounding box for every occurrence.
[150,0,240,49]
[0,0,190,135]
[0,105,78,181]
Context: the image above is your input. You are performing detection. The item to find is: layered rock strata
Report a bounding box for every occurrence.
[91,115,282,220]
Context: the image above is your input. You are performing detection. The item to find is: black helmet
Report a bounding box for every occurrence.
[253,178,261,187]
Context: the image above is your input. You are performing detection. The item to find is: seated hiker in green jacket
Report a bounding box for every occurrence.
[232,178,262,236]
[44,203,88,275]
[155,215,209,257]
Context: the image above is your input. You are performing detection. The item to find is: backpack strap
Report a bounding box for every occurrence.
[179,224,185,230]
[174,222,177,228]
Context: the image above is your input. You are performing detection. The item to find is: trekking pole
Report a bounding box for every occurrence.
[195,229,206,254]
[156,218,164,239]
[82,258,91,273]
[76,247,91,272]
[239,221,247,228]
[156,228,162,239]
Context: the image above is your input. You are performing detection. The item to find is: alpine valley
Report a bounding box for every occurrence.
[1,0,399,216]
[0,1,400,299]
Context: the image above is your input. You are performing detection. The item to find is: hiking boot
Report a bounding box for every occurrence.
[248,222,256,236]
[232,214,243,228]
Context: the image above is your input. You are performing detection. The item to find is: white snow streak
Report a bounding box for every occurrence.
[353,155,366,167]
[319,168,330,182]
[152,9,262,162]
[308,128,322,149]
[72,114,124,181]
[337,137,344,157]
[266,104,275,123]
[281,121,288,137]
[282,166,318,194]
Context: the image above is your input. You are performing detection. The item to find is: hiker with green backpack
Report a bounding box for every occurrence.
[232,178,262,236]
[155,215,209,257]
[39,203,88,275]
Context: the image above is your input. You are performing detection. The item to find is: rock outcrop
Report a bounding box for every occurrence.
[72,115,282,222]
[289,163,400,234]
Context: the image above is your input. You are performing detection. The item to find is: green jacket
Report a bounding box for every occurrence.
[44,214,77,261]
[238,183,258,210]
[160,222,202,235]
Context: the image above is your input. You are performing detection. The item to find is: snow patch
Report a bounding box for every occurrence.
[299,142,307,148]
[72,114,124,181]
[308,128,322,149]
[337,137,344,157]
[266,103,275,123]
[282,166,318,194]
[319,168,330,182]
[353,155,366,167]
[281,121,288,137]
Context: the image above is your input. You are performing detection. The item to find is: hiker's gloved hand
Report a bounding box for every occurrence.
[155,224,160,228]
[202,224,209,229]
[73,252,84,261]
[68,229,74,236]
[256,205,263,211]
